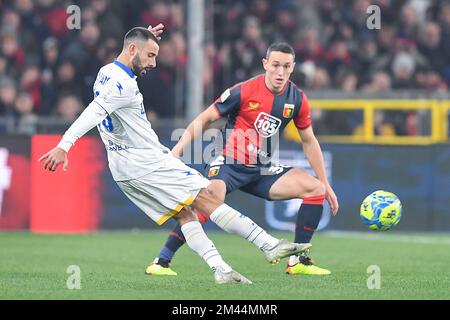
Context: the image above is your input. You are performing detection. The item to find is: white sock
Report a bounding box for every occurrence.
[210,204,279,250]
[180,221,232,272]
[289,255,299,266]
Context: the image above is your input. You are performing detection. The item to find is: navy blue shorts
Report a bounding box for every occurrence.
[203,156,293,200]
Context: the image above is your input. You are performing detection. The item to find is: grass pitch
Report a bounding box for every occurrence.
[0,231,449,300]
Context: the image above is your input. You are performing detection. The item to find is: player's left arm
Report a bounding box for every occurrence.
[295,92,339,215]
[298,127,338,215]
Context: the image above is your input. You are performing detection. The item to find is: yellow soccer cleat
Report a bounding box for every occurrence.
[145,259,177,276]
[285,255,331,275]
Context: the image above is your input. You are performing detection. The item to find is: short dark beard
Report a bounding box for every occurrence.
[131,54,144,77]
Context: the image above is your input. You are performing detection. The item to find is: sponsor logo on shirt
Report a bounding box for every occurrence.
[248,101,260,110]
[254,112,282,138]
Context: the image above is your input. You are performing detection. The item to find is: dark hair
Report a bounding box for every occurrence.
[123,27,159,48]
[266,42,295,60]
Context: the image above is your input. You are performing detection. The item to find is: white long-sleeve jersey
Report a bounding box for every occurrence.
[57,60,171,181]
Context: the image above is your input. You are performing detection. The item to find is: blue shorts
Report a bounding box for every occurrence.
[203,156,293,200]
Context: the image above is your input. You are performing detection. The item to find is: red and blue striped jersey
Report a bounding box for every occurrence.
[211,74,311,165]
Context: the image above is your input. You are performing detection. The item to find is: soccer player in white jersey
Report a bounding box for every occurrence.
[38,26,311,284]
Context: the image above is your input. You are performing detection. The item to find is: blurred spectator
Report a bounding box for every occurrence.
[338,71,358,93]
[55,94,83,120]
[55,60,82,99]
[230,16,267,83]
[14,0,50,53]
[1,30,25,74]
[90,0,124,40]
[417,22,445,72]
[20,64,43,112]
[391,52,417,89]
[10,91,38,134]
[324,39,352,79]
[0,78,17,115]
[62,21,101,74]
[250,0,272,25]
[272,2,298,42]
[35,0,69,39]
[0,54,8,78]
[139,40,178,119]
[141,1,173,32]
[376,25,397,56]
[353,33,378,84]
[0,0,448,133]
[293,28,326,64]
[362,71,392,93]
[397,4,420,40]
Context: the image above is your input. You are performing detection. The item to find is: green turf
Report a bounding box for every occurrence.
[0,230,449,300]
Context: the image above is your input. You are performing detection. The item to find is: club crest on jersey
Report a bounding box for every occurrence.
[283,104,294,118]
[254,112,282,138]
[208,166,220,177]
[248,101,260,110]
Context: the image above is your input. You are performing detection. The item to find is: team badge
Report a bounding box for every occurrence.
[248,101,260,110]
[208,166,220,177]
[283,104,294,118]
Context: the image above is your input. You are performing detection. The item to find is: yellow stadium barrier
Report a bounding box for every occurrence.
[284,100,450,145]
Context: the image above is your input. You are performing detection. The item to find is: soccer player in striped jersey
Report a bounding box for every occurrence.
[147,42,339,277]
[38,27,311,285]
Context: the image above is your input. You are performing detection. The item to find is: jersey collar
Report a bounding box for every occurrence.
[114,59,135,78]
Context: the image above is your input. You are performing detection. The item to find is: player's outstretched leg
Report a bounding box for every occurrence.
[173,208,252,284]
[146,209,209,276]
[286,194,331,275]
[191,189,312,264]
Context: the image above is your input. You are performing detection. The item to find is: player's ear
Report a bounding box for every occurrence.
[290,61,296,72]
[128,42,137,56]
[262,58,268,71]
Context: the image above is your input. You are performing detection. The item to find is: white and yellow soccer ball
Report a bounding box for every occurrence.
[360,190,402,231]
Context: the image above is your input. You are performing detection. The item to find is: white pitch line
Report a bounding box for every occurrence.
[322,231,450,245]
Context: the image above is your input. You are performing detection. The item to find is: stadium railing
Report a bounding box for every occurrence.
[284,100,450,145]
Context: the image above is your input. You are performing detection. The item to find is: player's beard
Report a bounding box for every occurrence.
[131,54,147,77]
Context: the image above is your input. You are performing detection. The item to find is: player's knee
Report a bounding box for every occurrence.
[198,188,219,202]
[174,207,196,224]
[191,188,221,213]
[207,180,226,200]
[302,179,325,198]
[315,180,326,195]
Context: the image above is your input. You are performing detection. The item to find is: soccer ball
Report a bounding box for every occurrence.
[360,190,402,231]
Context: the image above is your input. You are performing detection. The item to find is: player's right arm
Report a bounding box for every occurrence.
[38,102,109,171]
[171,85,241,157]
[171,106,221,157]
[39,73,130,172]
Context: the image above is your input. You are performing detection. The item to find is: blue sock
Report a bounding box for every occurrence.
[157,224,185,262]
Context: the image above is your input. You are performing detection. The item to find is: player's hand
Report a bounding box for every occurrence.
[38,147,68,172]
[325,184,339,216]
[148,23,164,41]
[170,145,183,158]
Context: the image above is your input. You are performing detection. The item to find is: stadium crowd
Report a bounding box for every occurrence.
[0,0,449,135]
